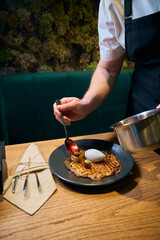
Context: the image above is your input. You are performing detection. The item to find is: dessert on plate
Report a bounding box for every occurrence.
[65,148,122,180]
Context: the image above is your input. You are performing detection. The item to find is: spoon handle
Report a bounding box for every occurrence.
[35,172,41,192]
[23,173,29,197]
[56,99,68,139]
[12,176,19,193]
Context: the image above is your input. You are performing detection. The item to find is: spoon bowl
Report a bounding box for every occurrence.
[56,99,79,154]
[65,138,80,155]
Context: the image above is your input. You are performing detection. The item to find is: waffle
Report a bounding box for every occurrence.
[65,150,122,180]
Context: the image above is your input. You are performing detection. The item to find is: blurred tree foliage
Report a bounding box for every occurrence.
[0,0,134,73]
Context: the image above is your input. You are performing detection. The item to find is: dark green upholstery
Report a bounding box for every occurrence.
[0,69,133,145]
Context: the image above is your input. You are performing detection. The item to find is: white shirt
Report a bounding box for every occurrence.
[98,0,160,61]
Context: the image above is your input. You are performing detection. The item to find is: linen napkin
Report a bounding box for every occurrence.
[4,143,57,215]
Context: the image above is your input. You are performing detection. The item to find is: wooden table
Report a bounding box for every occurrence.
[0,132,160,240]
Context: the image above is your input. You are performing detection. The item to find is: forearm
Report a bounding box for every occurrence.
[82,63,113,112]
[54,54,125,125]
[82,54,125,114]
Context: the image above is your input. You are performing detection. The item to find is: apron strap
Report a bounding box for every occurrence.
[124,0,132,18]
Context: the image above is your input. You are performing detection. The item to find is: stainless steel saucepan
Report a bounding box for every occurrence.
[111,108,160,153]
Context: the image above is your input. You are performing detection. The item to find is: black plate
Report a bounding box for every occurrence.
[49,139,134,187]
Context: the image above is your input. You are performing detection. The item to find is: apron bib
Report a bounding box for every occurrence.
[124,0,160,116]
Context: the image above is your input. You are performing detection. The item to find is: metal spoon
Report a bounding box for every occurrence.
[23,173,29,197]
[35,172,41,192]
[56,99,80,154]
[12,176,19,193]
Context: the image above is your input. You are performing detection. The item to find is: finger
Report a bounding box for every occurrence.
[60,97,76,104]
[54,104,71,125]
[53,102,58,112]
[55,114,71,126]
[53,102,62,116]
[58,100,79,112]
[60,97,79,106]
[53,111,60,122]
[53,103,63,123]
[61,114,71,125]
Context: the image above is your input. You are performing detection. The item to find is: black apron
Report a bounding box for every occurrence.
[124,0,160,117]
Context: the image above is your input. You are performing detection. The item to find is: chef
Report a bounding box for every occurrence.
[54,0,160,126]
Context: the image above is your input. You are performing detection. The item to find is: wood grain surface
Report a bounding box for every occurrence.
[0,132,160,240]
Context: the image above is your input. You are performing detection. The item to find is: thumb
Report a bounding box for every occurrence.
[57,101,76,112]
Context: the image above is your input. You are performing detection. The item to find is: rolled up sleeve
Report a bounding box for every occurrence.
[98,0,125,61]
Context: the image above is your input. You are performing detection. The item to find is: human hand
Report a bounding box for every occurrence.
[156,104,160,109]
[53,97,88,125]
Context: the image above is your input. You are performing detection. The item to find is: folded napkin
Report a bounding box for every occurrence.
[4,143,57,215]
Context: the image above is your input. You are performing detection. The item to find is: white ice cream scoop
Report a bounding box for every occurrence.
[85,149,105,162]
